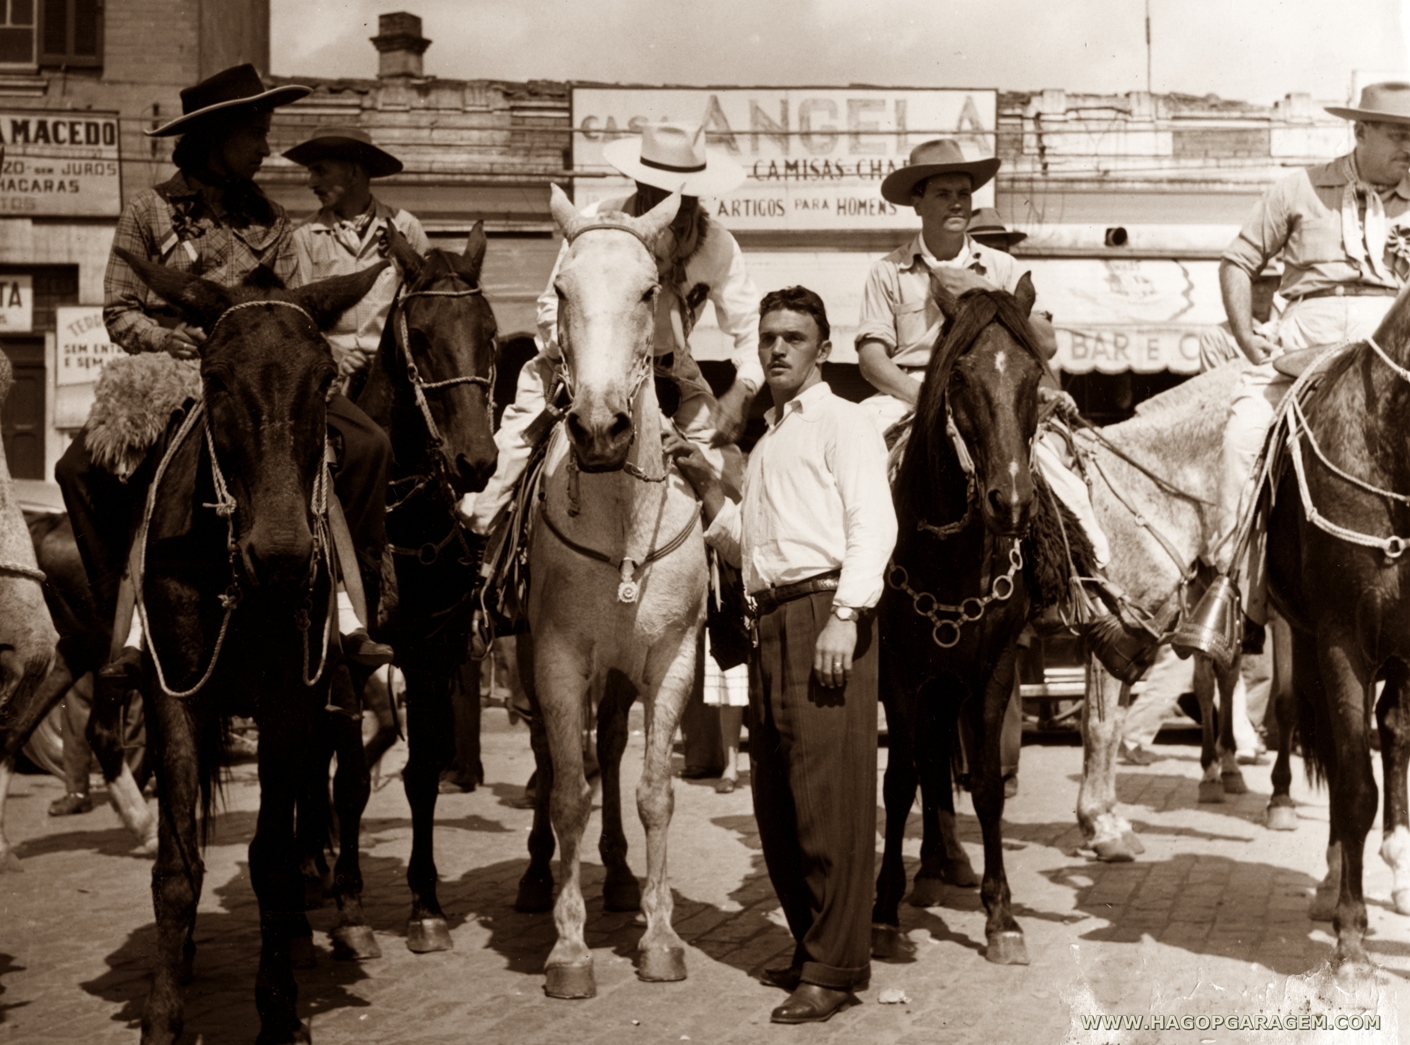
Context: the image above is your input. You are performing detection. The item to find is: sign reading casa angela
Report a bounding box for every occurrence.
[571,87,997,230]
[0,111,121,217]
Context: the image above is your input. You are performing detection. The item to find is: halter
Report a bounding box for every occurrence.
[208,298,315,340]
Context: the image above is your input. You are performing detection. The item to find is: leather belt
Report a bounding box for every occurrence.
[750,569,841,617]
[1294,285,1398,301]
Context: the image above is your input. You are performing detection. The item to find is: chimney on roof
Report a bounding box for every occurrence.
[371,12,431,79]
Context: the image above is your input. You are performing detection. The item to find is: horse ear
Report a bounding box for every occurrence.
[457,219,487,282]
[383,220,424,286]
[288,260,389,331]
[634,192,682,245]
[928,271,961,321]
[549,183,586,239]
[114,247,235,331]
[1013,272,1037,317]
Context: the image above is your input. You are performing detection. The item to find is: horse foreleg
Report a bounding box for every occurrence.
[402,666,455,953]
[1194,656,1223,802]
[872,680,918,958]
[140,694,205,1045]
[89,670,157,854]
[515,637,557,913]
[972,647,1028,965]
[328,665,379,961]
[916,682,975,898]
[1267,616,1299,830]
[0,654,77,871]
[597,670,640,912]
[1078,662,1140,861]
[635,633,695,983]
[538,647,595,998]
[0,757,17,873]
[361,666,399,772]
[1377,659,1410,915]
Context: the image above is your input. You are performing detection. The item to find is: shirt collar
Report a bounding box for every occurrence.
[1310,153,1410,199]
[156,172,200,199]
[906,232,981,271]
[307,195,396,232]
[762,379,831,428]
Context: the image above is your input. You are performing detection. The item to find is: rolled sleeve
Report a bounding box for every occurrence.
[709,236,764,390]
[1223,178,1291,278]
[704,496,744,569]
[854,259,899,352]
[828,410,898,608]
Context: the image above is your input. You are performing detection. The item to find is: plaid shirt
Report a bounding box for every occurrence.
[103,173,298,355]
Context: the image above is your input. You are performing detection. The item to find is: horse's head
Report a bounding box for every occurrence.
[911,273,1048,536]
[386,221,499,495]
[115,249,386,589]
[548,184,680,472]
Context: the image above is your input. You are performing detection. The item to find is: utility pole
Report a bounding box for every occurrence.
[1145,0,1153,93]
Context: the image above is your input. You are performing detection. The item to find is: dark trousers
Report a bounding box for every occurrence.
[55,393,391,623]
[749,590,877,990]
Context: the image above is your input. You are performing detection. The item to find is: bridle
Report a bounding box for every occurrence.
[395,283,496,454]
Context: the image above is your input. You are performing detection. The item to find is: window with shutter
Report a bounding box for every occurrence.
[39,0,100,68]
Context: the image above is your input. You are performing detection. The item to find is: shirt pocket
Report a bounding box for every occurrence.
[891,299,929,355]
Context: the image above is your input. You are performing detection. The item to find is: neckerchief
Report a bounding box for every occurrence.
[1342,153,1392,282]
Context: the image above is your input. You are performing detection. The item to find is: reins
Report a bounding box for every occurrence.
[0,560,45,585]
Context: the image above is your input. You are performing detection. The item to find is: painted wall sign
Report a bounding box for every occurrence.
[0,111,121,216]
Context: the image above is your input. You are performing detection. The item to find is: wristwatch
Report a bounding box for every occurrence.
[832,604,860,622]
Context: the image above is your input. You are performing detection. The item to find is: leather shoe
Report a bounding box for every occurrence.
[762,966,868,993]
[342,628,394,668]
[99,646,142,685]
[48,792,93,816]
[770,983,860,1024]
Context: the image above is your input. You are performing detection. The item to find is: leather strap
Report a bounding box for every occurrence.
[326,489,368,629]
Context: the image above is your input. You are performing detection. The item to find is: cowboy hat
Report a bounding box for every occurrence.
[1326,82,1410,125]
[880,139,1000,206]
[146,64,310,138]
[967,207,1027,248]
[602,121,746,197]
[283,125,404,178]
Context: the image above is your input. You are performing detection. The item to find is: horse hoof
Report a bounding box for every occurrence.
[406,917,454,953]
[331,924,382,961]
[871,923,901,960]
[255,1020,312,1045]
[289,935,317,969]
[544,961,596,999]
[985,930,1030,965]
[1198,780,1225,804]
[1120,830,1146,855]
[1266,804,1299,832]
[603,876,642,913]
[941,855,979,888]
[515,878,554,913]
[637,946,687,982]
[1309,889,1337,923]
[1221,770,1248,795]
[907,876,945,908]
[1392,889,1410,917]
[0,850,21,873]
[1092,838,1136,863]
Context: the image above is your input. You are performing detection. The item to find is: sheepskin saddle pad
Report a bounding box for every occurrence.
[86,354,202,481]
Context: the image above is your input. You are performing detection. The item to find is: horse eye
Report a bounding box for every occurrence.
[642,284,659,304]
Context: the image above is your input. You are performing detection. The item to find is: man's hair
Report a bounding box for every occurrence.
[910,171,974,201]
[760,286,830,342]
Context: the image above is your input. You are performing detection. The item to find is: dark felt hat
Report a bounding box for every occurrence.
[283,125,404,178]
[967,207,1027,248]
[146,64,310,138]
[880,139,1001,206]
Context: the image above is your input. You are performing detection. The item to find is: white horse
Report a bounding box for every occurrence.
[0,350,61,870]
[526,186,709,999]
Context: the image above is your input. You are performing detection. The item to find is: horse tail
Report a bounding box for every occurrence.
[197,705,231,847]
[1295,679,1327,791]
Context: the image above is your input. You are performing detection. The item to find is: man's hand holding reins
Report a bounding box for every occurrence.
[164,321,207,359]
[663,430,727,523]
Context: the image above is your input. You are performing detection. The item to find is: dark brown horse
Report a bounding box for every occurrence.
[116,250,385,1045]
[872,277,1048,967]
[351,223,499,952]
[1267,292,1410,966]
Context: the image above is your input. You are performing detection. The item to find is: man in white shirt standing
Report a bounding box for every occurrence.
[671,286,897,1025]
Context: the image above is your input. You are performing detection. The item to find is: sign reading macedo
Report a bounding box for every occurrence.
[571,88,997,230]
[0,111,121,217]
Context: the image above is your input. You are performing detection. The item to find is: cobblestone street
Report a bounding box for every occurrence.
[3,709,1408,1045]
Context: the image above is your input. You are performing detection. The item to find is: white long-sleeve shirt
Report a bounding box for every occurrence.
[705,381,897,609]
[536,195,765,391]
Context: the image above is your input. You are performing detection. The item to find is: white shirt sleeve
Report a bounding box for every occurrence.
[535,235,570,360]
[705,229,765,391]
[703,497,744,570]
[828,405,899,608]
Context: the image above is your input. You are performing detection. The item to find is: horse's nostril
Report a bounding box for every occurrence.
[987,487,1008,513]
[566,411,589,443]
[608,412,632,441]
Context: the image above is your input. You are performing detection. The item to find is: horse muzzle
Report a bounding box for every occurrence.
[240,528,315,591]
[980,477,1035,537]
[565,406,634,472]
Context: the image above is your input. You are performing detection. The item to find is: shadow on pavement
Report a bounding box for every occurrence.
[0,953,29,1024]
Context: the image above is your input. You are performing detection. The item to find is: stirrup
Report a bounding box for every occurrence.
[1170,575,1241,672]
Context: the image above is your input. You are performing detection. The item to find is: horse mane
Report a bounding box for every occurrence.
[899,288,1047,522]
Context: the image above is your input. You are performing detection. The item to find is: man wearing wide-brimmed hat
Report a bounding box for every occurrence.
[286,125,431,378]
[1178,81,1410,659]
[967,207,1028,253]
[464,120,764,535]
